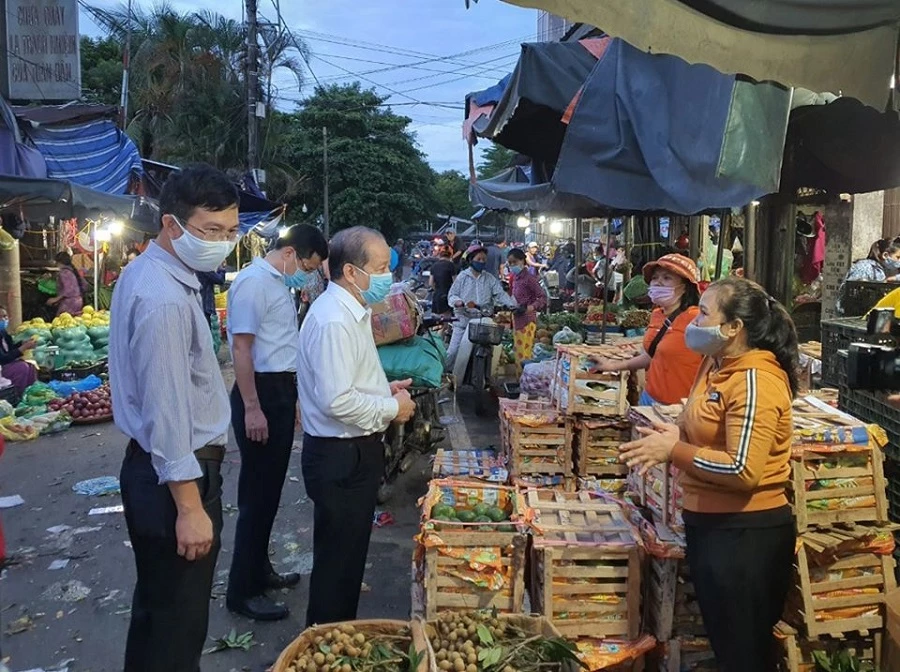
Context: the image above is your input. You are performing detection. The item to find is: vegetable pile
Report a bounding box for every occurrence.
[424,612,583,672]
[48,383,112,421]
[285,623,422,672]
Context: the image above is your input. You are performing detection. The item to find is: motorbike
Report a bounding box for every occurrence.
[454,306,505,417]
[378,314,452,504]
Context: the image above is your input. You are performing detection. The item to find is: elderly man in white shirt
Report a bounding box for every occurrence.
[226,224,328,622]
[297,225,416,627]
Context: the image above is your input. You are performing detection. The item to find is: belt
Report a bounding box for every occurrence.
[303,432,384,445]
[128,439,225,463]
[255,371,297,384]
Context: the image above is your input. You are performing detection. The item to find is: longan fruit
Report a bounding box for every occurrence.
[325,632,334,642]
[439,661,452,671]
[454,659,466,672]
[306,664,317,672]
[467,653,477,665]
[325,653,336,664]
[354,633,366,645]
[467,666,478,672]
[436,650,448,661]
[341,664,352,672]
[449,632,458,642]
[313,653,326,665]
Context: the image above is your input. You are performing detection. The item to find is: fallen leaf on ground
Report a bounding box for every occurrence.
[6,615,34,635]
[203,628,255,654]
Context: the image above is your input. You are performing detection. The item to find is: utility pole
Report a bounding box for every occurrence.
[246,0,260,172]
[323,126,330,238]
[118,0,133,129]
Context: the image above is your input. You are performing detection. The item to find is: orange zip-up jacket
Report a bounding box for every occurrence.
[671,349,793,514]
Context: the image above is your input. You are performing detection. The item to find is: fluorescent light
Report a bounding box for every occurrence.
[750,200,760,206]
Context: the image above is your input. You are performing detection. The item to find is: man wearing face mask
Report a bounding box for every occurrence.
[297,226,416,627]
[109,164,240,671]
[225,224,328,621]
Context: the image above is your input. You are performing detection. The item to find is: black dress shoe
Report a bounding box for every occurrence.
[227,595,290,621]
[265,570,301,590]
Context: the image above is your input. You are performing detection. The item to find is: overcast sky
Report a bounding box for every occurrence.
[79,0,541,173]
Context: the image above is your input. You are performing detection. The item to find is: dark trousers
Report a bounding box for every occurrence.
[227,373,298,600]
[120,441,224,672]
[686,521,795,672]
[301,432,384,627]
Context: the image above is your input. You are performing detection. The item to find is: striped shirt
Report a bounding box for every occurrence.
[109,242,230,483]
[448,268,518,312]
[227,257,298,372]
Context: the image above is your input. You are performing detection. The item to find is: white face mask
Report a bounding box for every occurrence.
[170,216,237,272]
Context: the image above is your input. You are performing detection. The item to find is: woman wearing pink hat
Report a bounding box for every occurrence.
[593,253,703,405]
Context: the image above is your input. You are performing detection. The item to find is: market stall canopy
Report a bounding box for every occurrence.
[486,0,900,110]
[467,37,791,214]
[0,175,157,231]
[470,164,607,216]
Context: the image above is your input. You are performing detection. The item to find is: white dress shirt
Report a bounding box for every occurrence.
[109,242,230,483]
[227,257,298,372]
[297,283,398,438]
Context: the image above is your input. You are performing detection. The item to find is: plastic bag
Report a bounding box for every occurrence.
[30,411,72,435]
[22,382,58,406]
[531,343,556,361]
[520,360,556,399]
[48,375,102,398]
[552,326,583,345]
[0,400,14,419]
[0,416,39,441]
[377,333,446,388]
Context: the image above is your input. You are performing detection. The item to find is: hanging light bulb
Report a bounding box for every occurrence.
[517,216,529,229]
[550,220,563,235]
[108,220,124,236]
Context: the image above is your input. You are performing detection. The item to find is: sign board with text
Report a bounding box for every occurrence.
[0,0,80,101]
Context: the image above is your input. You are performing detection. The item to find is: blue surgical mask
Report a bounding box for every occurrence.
[509,265,524,275]
[0,319,8,331]
[353,266,393,304]
[684,322,730,356]
[283,257,313,289]
[470,261,486,273]
[885,259,900,274]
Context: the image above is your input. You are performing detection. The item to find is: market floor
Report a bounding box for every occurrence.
[0,382,503,672]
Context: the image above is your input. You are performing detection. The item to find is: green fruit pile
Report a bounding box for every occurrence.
[430,502,515,532]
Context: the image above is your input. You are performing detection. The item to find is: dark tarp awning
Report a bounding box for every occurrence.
[0,175,158,231]
[489,0,900,110]
[469,165,606,216]
[12,103,118,127]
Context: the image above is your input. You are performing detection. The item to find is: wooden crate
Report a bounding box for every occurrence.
[432,448,508,483]
[775,621,882,672]
[645,557,705,642]
[789,445,889,532]
[574,417,632,478]
[786,542,897,637]
[526,489,642,639]
[629,463,683,531]
[417,480,527,619]
[578,476,629,497]
[551,345,630,416]
[499,398,574,480]
[513,475,577,491]
[649,638,716,672]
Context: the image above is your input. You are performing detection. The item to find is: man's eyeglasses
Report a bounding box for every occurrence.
[171,215,240,242]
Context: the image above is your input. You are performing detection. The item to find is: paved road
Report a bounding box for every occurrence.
[0,379,502,672]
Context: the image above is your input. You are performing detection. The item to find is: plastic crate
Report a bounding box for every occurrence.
[838,385,900,462]
[842,280,897,317]
[821,317,867,387]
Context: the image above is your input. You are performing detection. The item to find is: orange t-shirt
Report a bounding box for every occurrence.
[641,306,703,405]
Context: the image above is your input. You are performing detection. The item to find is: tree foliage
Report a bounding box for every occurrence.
[434,170,472,219]
[477,143,516,180]
[80,37,123,106]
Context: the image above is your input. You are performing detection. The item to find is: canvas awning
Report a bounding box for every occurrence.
[489,0,900,110]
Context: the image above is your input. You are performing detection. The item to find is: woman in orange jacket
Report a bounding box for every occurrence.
[620,276,799,672]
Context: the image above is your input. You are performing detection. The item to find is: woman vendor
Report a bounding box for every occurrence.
[835,238,900,315]
[0,306,38,394]
[620,276,798,671]
[46,252,85,317]
[506,248,547,369]
[592,254,702,405]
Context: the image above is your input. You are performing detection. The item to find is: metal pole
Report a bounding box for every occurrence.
[600,223,613,345]
[714,213,727,281]
[323,126,330,238]
[246,0,260,171]
[93,225,100,310]
[744,203,757,281]
[119,0,133,129]
[574,217,583,301]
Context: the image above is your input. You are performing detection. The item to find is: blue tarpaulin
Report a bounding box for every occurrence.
[24,119,143,195]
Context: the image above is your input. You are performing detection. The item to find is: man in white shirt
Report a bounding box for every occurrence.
[297,226,416,626]
[226,224,328,622]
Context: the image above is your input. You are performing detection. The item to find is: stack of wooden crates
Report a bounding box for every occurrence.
[777,397,894,671]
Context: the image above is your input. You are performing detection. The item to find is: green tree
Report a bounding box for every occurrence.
[80,37,123,106]
[434,170,472,219]
[280,84,436,240]
[477,142,516,180]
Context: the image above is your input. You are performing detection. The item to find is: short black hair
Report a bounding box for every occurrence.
[507,248,526,262]
[329,226,385,281]
[159,164,239,228]
[275,224,329,261]
[55,251,72,266]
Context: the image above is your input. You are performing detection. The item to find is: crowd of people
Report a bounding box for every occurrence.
[32,161,803,671]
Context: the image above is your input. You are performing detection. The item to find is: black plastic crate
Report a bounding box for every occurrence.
[821,317,867,387]
[842,280,897,317]
[838,385,900,462]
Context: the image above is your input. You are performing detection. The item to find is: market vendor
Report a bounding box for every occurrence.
[591,254,702,405]
[620,276,798,672]
[835,238,900,315]
[46,251,85,317]
[0,307,38,395]
[507,248,547,370]
[446,244,518,376]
